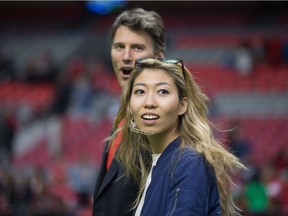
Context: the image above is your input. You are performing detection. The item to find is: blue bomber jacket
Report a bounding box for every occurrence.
[139,137,221,216]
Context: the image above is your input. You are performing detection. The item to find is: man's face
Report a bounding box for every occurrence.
[111,25,162,89]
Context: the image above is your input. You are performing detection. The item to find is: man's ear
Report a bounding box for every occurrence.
[155,52,164,58]
[178,97,188,116]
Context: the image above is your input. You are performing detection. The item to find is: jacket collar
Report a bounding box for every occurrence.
[156,136,181,164]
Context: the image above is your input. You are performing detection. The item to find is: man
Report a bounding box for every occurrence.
[93,8,166,216]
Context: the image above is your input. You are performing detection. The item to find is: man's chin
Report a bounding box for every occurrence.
[119,80,127,89]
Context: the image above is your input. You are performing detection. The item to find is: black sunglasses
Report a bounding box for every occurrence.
[135,57,186,81]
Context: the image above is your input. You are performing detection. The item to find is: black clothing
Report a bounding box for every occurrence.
[93,143,138,216]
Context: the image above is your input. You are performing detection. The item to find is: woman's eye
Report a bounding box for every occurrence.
[158,89,169,95]
[134,89,145,95]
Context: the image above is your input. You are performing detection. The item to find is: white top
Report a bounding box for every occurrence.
[135,153,161,216]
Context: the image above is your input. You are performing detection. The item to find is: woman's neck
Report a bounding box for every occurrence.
[148,129,180,154]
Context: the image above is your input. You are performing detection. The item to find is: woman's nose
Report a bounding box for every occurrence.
[144,93,157,109]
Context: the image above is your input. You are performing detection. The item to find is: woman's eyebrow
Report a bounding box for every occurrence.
[133,82,170,88]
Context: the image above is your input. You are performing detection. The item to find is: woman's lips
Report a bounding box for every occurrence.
[141,114,159,126]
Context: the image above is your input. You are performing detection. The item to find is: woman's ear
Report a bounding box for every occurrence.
[127,105,133,116]
[178,97,188,116]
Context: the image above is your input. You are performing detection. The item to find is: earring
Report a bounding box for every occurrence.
[130,118,137,129]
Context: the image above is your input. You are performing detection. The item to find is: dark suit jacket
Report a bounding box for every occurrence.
[93,143,139,216]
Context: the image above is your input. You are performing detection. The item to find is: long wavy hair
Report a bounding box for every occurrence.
[107,58,246,215]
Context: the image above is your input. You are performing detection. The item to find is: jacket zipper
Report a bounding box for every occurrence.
[169,187,180,216]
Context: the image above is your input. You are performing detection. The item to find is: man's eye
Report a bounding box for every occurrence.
[133,46,144,51]
[114,45,124,50]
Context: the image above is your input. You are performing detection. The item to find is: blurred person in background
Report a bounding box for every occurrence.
[93,8,166,216]
[112,58,246,215]
[244,168,269,216]
[68,153,97,210]
[226,118,251,164]
[233,41,255,76]
[0,49,16,81]
[0,107,17,164]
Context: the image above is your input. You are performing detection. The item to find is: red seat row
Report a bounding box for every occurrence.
[188,63,288,96]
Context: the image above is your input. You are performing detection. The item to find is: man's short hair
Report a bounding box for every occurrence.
[110,8,166,55]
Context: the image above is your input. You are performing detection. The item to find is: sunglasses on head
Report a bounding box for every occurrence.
[135,57,186,81]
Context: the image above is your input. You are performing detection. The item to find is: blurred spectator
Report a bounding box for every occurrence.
[0,166,12,215]
[0,108,17,164]
[38,50,60,84]
[28,165,73,216]
[233,40,255,76]
[264,36,284,67]
[89,59,113,93]
[29,167,50,199]
[67,153,98,209]
[23,50,60,84]
[279,170,288,216]
[46,154,76,208]
[23,59,41,83]
[65,57,98,117]
[69,72,94,116]
[87,59,118,121]
[49,72,72,116]
[244,167,269,216]
[0,190,12,215]
[283,39,288,64]
[260,162,283,215]
[272,150,288,173]
[67,56,86,84]
[45,116,62,159]
[0,51,16,81]
[226,118,250,163]
[8,174,32,216]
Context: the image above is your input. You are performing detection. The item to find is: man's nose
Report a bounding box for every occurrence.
[123,48,132,64]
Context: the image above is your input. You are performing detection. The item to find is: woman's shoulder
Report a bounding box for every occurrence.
[170,147,216,188]
[178,147,204,162]
[173,147,212,176]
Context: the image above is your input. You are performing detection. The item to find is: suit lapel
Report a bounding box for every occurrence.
[94,157,119,200]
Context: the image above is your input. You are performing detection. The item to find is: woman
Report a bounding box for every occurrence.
[107,58,245,215]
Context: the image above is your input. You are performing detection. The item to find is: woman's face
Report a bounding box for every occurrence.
[130,68,187,138]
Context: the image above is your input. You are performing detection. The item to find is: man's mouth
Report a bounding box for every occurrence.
[121,67,133,75]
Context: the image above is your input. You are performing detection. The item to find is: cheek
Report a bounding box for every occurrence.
[111,50,120,63]
[162,98,181,114]
[164,106,181,126]
[161,104,182,124]
[129,99,141,116]
[166,106,181,118]
[111,57,117,67]
[111,50,115,60]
